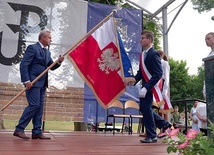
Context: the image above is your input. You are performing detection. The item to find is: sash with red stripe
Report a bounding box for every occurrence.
[159,97,174,114]
[140,52,164,106]
[159,88,173,113]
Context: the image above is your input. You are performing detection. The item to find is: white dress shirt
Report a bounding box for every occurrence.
[196,102,207,129]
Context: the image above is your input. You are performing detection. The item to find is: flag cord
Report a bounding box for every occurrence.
[1,10,117,111]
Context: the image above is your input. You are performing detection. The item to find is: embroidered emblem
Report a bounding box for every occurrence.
[97,48,120,74]
[128,68,133,75]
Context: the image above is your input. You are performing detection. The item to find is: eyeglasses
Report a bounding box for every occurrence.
[141,37,148,40]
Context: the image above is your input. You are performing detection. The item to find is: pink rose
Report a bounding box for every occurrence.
[186,129,199,139]
[166,128,180,137]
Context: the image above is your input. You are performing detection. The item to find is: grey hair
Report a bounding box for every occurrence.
[38,29,50,40]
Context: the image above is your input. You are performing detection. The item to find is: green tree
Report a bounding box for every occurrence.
[169,58,193,111]
[169,58,205,110]
[189,65,205,99]
[169,58,191,101]
[191,0,214,13]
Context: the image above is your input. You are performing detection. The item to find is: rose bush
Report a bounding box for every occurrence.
[163,124,214,155]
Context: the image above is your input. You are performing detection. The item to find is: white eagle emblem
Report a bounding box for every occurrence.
[97,48,120,74]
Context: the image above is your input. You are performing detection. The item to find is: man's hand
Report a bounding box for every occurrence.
[193,119,198,124]
[139,87,147,98]
[124,77,136,86]
[58,55,64,64]
[25,82,33,90]
[201,118,207,123]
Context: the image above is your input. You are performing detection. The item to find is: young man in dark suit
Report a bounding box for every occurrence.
[126,30,171,143]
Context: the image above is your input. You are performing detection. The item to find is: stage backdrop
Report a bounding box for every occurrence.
[0,0,142,123]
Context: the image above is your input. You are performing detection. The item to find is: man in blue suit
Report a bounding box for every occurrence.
[126,30,171,143]
[13,30,64,139]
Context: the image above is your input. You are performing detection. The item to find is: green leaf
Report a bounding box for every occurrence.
[167,146,173,153]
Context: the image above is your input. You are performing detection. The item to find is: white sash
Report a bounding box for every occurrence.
[140,52,163,105]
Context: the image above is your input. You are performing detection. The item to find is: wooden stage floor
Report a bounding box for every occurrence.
[0,130,175,155]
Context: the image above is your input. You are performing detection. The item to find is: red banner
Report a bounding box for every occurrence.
[68,17,125,108]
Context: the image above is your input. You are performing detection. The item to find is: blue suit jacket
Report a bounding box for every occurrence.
[134,47,163,92]
[20,42,60,88]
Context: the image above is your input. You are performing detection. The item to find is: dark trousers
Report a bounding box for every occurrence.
[15,87,46,135]
[200,128,207,136]
[140,91,168,138]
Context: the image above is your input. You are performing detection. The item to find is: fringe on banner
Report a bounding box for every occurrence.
[159,108,174,114]
[152,100,164,109]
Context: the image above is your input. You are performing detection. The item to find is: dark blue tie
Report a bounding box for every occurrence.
[144,51,147,61]
[43,48,46,64]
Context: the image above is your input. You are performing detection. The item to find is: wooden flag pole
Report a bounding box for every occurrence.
[1,61,59,111]
[1,9,117,111]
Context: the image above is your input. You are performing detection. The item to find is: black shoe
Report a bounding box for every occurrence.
[32,134,51,140]
[140,137,157,143]
[162,123,172,133]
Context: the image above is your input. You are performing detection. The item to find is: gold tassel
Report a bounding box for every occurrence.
[153,100,164,108]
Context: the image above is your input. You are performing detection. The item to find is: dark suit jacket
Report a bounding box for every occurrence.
[134,47,162,92]
[20,42,60,88]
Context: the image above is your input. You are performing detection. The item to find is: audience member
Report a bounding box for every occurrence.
[181,107,191,123]
[190,101,199,131]
[196,102,207,136]
[171,106,184,128]
[179,112,185,124]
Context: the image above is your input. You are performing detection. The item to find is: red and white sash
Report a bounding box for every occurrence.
[159,91,174,114]
[140,52,163,105]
